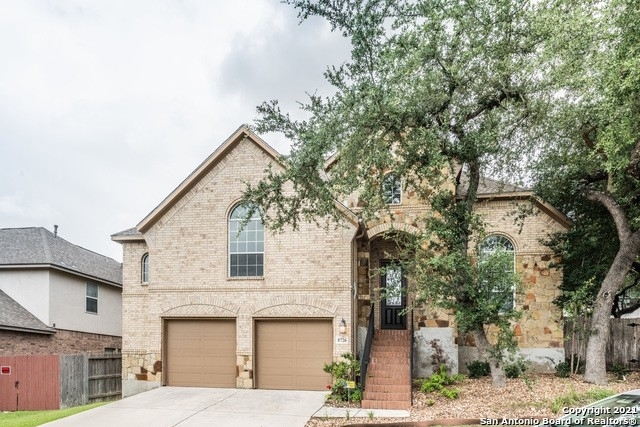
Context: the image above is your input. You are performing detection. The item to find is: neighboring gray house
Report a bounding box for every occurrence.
[0,227,122,355]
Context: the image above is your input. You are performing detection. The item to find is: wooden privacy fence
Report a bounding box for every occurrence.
[0,353,121,411]
[564,316,640,370]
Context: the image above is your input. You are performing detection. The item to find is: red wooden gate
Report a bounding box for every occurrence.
[0,355,60,411]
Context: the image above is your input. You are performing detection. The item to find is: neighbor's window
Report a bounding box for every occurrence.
[141,253,149,284]
[383,173,402,204]
[229,203,264,277]
[479,235,516,312]
[86,282,98,314]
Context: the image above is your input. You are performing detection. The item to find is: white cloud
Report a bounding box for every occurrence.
[0,0,351,261]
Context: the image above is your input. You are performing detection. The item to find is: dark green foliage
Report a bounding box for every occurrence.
[467,360,491,379]
[608,363,629,381]
[504,357,528,379]
[555,361,571,378]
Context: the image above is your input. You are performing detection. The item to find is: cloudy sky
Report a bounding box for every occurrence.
[0,0,351,261]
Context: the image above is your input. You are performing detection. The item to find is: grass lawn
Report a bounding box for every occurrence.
[0,402,107,427]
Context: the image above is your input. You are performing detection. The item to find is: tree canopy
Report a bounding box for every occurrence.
[244,0,640,386]
[532,0,640,384]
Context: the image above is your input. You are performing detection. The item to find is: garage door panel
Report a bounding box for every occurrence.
[165,319,236,388]
[256,320,332,391]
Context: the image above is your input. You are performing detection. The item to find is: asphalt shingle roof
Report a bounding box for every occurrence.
[456,172,528,197]
[0,227,122,285]
[0,289,56,334]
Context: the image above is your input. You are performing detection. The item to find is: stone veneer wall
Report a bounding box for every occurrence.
[0,329,121,356]
[120,138,356,396]
[355,196,567,371]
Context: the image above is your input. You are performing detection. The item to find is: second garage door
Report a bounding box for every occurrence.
[255,319,332,390]
[165,319,236,387]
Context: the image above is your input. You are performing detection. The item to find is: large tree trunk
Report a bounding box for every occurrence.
[584,191,640,384]
[472,324,507,387]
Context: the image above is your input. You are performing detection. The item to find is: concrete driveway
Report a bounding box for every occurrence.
[43,387,329,427]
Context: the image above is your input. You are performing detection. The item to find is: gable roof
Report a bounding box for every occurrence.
[0,227,122,286]
[456,173,571,230]
[134,124,282,234]
[0,289,56,335]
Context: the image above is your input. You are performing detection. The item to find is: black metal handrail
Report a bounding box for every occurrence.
[359,303,375,391]
[410,308,414,405]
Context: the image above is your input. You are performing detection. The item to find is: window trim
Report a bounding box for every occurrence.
[86,282,98,314]
[141,252,149,284]
[479,234,516,312]
[228,203,264,278]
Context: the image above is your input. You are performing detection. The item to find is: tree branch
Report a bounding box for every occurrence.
[628,139,640,179]
[465,88,524,122]
[585,191,633,241]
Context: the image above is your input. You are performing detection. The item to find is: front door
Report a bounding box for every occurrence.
[380,261,407,329]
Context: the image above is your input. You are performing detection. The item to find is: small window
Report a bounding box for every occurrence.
[141,253,149,284]
[479,235,516,312]
[229,203,264,277]
[383,173,402,204]
[86,282,98,314]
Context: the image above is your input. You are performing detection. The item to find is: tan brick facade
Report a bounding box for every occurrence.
[117,131,356,394]
[116,126,568,394]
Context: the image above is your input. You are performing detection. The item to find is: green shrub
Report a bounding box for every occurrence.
[419,364,464,399]
[504,357,527,378]
[323,353,362,402]
[555,361,571,378]
[609,363,629,380]
[467,360,491,378]
[441,387,460,399]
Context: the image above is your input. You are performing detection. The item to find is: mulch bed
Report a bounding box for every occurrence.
[306,372,640,427]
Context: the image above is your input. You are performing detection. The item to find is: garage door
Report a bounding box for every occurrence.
[256,319,332,390]
[165,319,236,387]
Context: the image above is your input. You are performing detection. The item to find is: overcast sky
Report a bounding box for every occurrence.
[0,0,351,262]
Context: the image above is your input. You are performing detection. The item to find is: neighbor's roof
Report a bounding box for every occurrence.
[0,227,122,286]
[0,289,56,334]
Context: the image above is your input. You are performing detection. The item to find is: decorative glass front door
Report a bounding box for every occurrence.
[380,261,407,329]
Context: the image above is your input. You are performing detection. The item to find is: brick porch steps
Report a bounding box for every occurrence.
[361,329,411,410]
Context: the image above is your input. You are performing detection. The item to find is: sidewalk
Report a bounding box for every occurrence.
[313,406,411,418]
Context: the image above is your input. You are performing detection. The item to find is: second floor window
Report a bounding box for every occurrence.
[383,173,402,204]
[229,204,264,277]
[141,253,149,284]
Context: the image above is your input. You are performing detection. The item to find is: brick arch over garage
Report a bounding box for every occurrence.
[159,297,240,317]
[248,296,337,317]
[366,222,421,240]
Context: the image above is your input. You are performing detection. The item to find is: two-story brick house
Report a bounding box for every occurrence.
[113,125,569,404]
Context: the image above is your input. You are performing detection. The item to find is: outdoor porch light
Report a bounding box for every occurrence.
[339,318,347,334]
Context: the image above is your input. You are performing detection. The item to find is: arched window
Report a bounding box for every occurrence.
[229,204,264,277]
[383,173,402,204]
[479,235,516,311]
[141,253,149,284]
